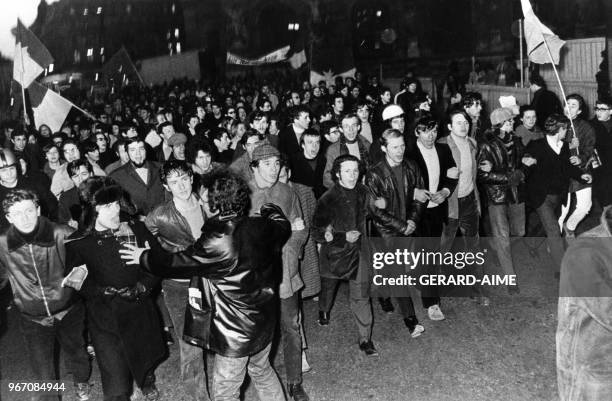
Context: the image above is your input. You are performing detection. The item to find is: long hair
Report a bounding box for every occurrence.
[77,176,133,234]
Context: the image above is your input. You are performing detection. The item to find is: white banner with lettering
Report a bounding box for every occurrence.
[226,46,290,66]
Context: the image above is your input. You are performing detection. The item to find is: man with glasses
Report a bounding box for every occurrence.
[477,108,526,294]
[323,113,371,189]
[410,116,458,319]
[591,98,612,207]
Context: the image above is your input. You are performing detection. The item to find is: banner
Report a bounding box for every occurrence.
[226,46,290,66]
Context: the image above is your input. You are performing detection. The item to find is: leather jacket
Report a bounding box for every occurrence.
[140,204,291,358]
[145,198,205,253]
[0,217,76,324]
[476,130,525,205]
[366,158,426,237]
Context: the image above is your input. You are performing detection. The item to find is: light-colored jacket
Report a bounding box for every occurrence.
[557,206,612,401]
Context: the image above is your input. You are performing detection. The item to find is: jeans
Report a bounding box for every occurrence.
[440,191,483,295]
[487,203,525,277]
[319,277,373,343]
[416,206,446,307]
[559,187,592,231]
[19,301,90,401]
[162,280,210,400]
[212,343,285,401]
[280,293,302,385]
[537,194,566,272]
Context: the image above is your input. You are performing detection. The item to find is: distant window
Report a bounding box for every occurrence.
[100,47,104,55]
[171,3,176,14]
[177,42,181,53]
[87,48,94,57]
[48,63,54,73]
[97,6,102,15]
[174,28,179,38]
[74,50,81,63]
[126,4,132,14]
[83,8,88,16]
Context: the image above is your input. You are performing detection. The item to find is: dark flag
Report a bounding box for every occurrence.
[101,46,143,86]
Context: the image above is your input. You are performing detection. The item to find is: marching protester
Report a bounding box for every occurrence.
[67,177,165,401]
[0,189,92,401]
[120,170,290,401]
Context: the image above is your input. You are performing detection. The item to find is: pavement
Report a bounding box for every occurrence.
[0,235,562,401]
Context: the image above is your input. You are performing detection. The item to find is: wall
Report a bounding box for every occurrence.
[139,50,201,85]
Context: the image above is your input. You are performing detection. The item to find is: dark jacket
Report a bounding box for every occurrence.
[366,158,426,237]
[409,142,458,221]
[139,204,291,358]
[145,198,205,252]
[110,161,167,216]
[531,88,561,129]
[566,118,596,192]
[289,151,327,199]
[592,118,612,206]
[278,125,303,157]
[66,220,165,386]
[524,138,585,209]
[476,130,525,205]
[58,187,81,224]
[323,136,371,189]
[313,183,369,279]
[0,217,76,324]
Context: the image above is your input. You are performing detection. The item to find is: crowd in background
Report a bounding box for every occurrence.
[1,67,611,401]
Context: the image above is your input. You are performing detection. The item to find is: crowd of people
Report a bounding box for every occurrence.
[0,69,611,401]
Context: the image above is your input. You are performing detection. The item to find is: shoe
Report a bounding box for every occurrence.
[163,327,175,345]
[478,296,491,306]
[142,385,160,401]
[379,297,394,313]
[427,305,445,321]
[301,350,311,373]
[86,344,96,358]
[403,317,425,338]
[359,340,379,357]
[317,311,330,326]
[288,383,310,401]
[563,224,576,239]
[508,285,520,295]
[75,382,91,401]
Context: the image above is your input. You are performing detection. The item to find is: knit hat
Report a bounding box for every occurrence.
[251,142,280,162]
[490,107,514,126]
[167,133,187,147]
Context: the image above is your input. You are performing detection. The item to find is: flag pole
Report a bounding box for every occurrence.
[519,19,524,88]
[17,20,29,128]
[537,23,578,153]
